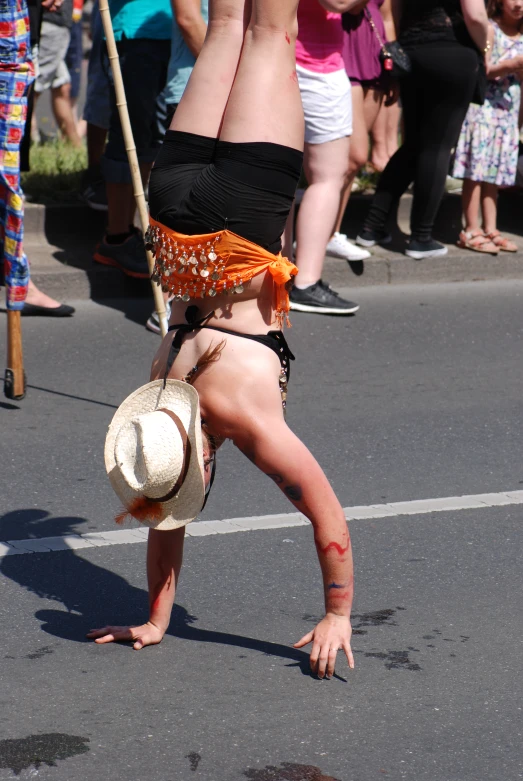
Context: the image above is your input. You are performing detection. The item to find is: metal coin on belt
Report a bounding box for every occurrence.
[208,251,217,262]
[200,268,210,278]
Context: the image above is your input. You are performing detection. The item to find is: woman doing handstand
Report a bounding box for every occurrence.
[88,0,355,680]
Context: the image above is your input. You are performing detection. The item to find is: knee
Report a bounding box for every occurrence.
[348,149,368,176]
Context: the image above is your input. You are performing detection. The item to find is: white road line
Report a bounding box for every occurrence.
[1,490,522,558]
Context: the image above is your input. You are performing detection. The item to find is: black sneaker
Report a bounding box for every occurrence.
[405,239,448,260]
[93,232,150,278]
[290,279,359,315]
[356,228,392,248]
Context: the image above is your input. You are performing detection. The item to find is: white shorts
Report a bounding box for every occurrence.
[296,64,353,145]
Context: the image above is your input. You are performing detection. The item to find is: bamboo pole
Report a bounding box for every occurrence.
[98,0,168,337]
[5,310,26,399]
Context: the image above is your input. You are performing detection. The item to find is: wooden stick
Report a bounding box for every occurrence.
[98,0,168,337]
[5,310,26,399]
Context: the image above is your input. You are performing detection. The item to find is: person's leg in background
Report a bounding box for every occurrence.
[33,20,81,146]
[357,60,422,248]
[94,38,171,278]
[64,16,85,139]
[0,67,74,315]
[370,97,400,172]
[288,66,359,315]
[82,0,111,210]
[330,82,382,260]
[406,43,478,258]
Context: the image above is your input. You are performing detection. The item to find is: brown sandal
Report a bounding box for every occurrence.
[457,230,499,255]
[484,231,518,253]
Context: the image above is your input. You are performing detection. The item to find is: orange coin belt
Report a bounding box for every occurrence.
[146,218,298,326]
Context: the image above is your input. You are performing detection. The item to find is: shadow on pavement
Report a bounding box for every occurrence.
[1,513,314,676]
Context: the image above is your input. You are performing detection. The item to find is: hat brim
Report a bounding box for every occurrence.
[105,380,205,530]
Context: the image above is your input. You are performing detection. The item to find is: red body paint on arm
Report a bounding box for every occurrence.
[316,540,351,556]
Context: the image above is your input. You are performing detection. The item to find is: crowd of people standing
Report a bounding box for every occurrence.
[1,0,523,322]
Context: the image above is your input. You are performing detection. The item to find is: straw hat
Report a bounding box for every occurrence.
[104,380,205,530]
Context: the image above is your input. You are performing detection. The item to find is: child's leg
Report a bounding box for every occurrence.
[170,0,249,138]
[219,0,304,150]
[461,178,482,232]
[480,182,498,235]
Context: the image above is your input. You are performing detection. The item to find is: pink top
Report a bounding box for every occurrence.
[296,0,344,74]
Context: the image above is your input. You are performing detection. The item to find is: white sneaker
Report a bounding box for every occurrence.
[145,299,172,334]
[326,232,371,261]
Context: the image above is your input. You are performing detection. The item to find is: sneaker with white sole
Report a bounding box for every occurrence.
[405,239,448,260]
[146,299,172,334]
[326,232,371,261]
[356,228,392,248]
[289,279,359,315]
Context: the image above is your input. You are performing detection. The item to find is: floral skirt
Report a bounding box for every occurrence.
[452,104,519,187]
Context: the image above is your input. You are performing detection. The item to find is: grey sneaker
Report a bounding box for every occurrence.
[146,299,172,334]
[93,232,149,278]
[289,279,359,315]
[83,180,108,212]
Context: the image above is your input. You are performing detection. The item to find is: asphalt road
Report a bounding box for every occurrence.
[1,280,523,781]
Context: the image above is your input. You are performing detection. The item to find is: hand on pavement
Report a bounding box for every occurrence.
[86,622,165,650]
[294,614,354,679]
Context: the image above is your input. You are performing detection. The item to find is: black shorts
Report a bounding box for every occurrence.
[148,130,303,254]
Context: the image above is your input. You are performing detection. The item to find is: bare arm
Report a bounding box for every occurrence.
[87,527,185,648]
[380,0,397,42]
[171,0,207,58]
[460,0,489,53]
[204,374,355,678]
[318,0,369,16]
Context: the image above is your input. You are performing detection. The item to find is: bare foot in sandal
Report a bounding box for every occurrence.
[457,230,499,255]
[484,230,518,253]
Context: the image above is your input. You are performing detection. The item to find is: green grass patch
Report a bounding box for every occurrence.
[21,140,87,205]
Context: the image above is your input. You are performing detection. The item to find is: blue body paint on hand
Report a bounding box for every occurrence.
[327,582,345,590]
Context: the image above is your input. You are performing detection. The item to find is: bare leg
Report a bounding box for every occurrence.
[371,97,397,172]
[51,83,82,147]
[462,178,482,233]
[87,123,107,167]
[481,182,499,235]
[219,0,304,149]
[25,278,63,309]
[294,136,350,287]
[106,162,152,236]
[170,0,249,138]
[334,85,382,235]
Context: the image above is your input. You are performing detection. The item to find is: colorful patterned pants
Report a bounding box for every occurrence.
[0,67,33,310]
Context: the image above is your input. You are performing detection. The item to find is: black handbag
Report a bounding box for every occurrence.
[471,53,488,105]
[364,8,412,78]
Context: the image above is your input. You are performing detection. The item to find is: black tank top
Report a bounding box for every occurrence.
[399,0,473,47]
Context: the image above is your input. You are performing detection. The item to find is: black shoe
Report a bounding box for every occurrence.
[356,228,392,248]
[93,232,149,278]
[405,239,448,260]
[290,279,359,315]
[21,303,75,317]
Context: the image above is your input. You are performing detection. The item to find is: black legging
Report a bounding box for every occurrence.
[363,41,479,243]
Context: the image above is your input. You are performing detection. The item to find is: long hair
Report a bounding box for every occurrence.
[487,0,502,18]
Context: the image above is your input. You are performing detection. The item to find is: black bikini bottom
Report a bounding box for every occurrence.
[163,307,295,408]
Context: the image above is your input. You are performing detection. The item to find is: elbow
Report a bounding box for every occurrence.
[176,13,198,32]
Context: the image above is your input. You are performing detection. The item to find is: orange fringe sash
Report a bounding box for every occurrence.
[146,218,298,327]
